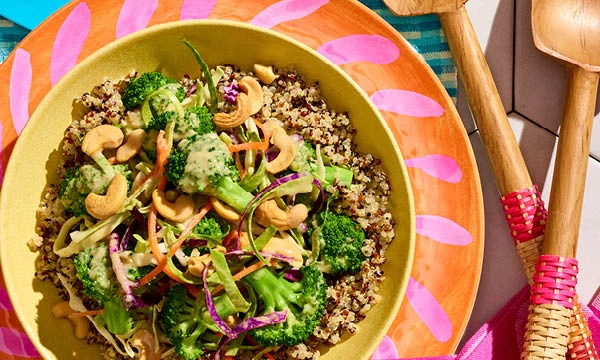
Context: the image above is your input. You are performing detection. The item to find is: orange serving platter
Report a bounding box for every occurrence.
[0,0,484,358]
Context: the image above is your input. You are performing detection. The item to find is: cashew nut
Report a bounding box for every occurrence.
[51,301,91,340]
[238,231,251,249]
[209,197,241,222]
[254,64,277,84]
[132,328,162,360]
[213,92,251,128]
[152,190,195,223]
[262,235,304,268]
[238,76,263,115]
[238,231,303,267]
[255,199,308,231]
[265,126,297,174]
[85,173,128,219]
[187,253,212,277]
[116,128,145,162]
[81,124,124,158]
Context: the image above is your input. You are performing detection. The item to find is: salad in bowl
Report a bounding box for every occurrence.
[0,21,414,360]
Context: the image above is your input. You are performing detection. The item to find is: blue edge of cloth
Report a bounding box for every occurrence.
[0,0,457,98]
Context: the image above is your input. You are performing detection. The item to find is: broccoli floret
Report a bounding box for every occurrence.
[192,212,230,240]
[145,110,176,131]
[146,106,214,143]
[313,211,366,274]
[59,164,131,216]
[172,106,215,141]
[73,242,134,335]
[127,265,153,282]
[161,284,237,360]
[165,147,187,184]
[290,140,317,174]
[122,72,185,110]
[166,133,254,213]
[243,265,327,346]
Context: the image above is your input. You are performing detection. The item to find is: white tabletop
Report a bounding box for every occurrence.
[458,0,599,347]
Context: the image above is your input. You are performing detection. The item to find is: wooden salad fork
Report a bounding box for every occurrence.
[382,1,597,359]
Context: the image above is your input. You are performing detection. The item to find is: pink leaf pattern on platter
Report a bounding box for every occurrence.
[371,89,445,118]
[405,154,463,183]
[317,34,399,65]
[416,215,473,246]
[0,327,39,357]
[116,0,158,39]
[50,2,90,86]
[9,48,31,135]
[180,0,216,20]
[406,277,453,342]
[250,0,329,29]
[371,335,400,360]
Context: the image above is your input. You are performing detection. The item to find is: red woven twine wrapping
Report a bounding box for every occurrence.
[530,255,578,309]
[568,295,599,360]
[501,185,547,246]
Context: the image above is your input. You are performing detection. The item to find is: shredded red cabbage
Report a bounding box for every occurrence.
[231,310,287,335]
[185,239,209,247]
[202,263,235,339]
[108,233,140,310]
[186,82,197,98]
[284,268,303,282]
[224,83,239,104]
[309,177,325,216]
[120,221,134,251]
[265,147,280,162]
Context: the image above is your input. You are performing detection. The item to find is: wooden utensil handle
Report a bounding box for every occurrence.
[543,65,599,258]
[438,7,532,195]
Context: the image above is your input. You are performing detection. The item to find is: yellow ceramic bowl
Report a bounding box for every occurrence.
[0,20,414,359]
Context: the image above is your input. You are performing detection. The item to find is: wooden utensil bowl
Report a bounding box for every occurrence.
[532,0,600,72]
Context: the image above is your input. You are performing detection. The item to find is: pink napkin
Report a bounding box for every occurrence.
[373,285,600,360]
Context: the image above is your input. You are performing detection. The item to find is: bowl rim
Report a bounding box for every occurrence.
[0,19,415,359]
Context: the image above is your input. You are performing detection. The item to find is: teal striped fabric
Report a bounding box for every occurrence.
[0,18,28,64]
[0,1,457,100]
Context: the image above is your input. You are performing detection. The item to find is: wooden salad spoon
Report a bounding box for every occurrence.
[383,0,533,197]
[522,0,600,358]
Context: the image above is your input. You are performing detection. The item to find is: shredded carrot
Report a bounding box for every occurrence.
[140,202,213,286]
[108,156,118,165]
[264,354,275,360]
[155,130,170,192]
[227,139,270,153]
[173,201,213,250]
[231,260,272,282]
[155,130,170,169]
[147,206,163,263]
[139,206,168,286]
[132,129,170,193]
[69,309,105,318]
[228,119,272,153]
[139,259,166,286]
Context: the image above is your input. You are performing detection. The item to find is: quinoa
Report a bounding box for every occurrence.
[30,65,395,360]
